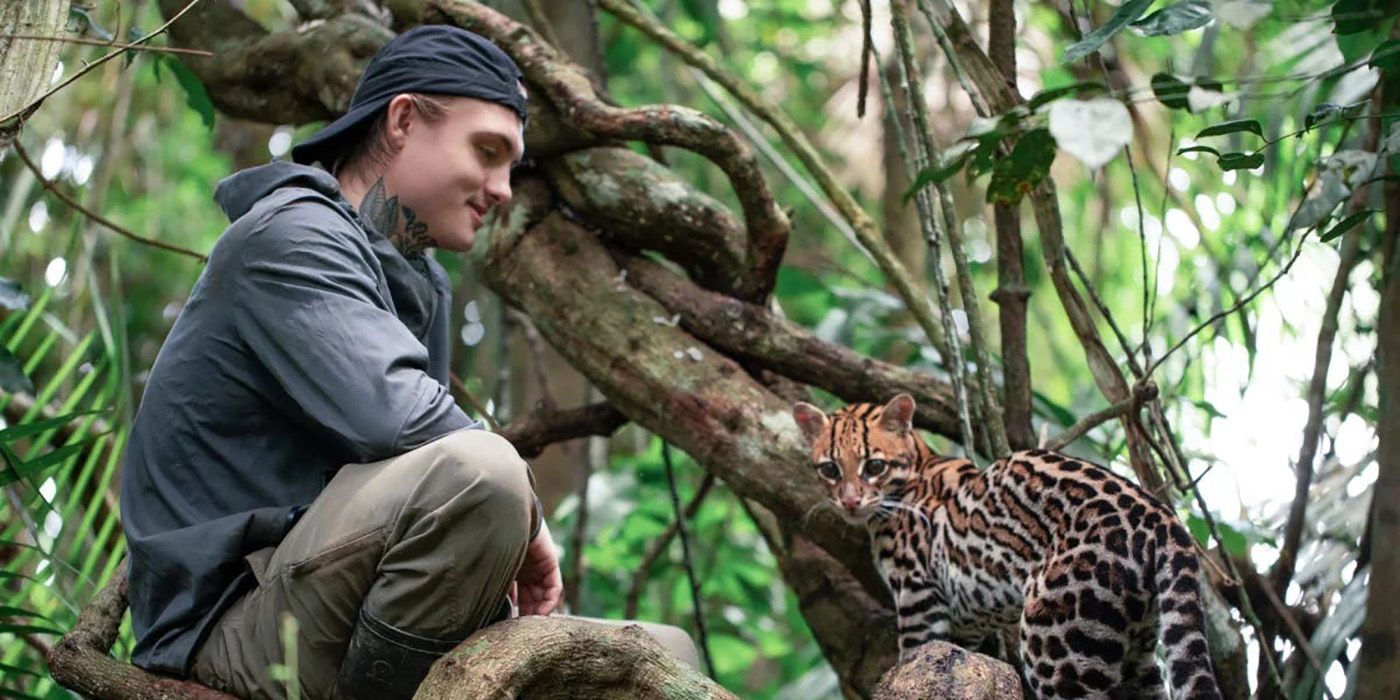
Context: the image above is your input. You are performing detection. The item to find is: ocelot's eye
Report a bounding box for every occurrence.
[816,461,841,480]
[864,459,888,478]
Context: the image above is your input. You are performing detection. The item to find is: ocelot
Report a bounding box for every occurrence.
[792,394,1222,700]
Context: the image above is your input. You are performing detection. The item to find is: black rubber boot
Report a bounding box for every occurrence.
[332,610,459,700]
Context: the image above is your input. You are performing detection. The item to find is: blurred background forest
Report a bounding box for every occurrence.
[2,0,1398,698]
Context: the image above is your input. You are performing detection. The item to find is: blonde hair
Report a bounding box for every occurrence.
[331,93,452,176]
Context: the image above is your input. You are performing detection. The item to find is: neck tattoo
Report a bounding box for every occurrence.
[358,177,434,257]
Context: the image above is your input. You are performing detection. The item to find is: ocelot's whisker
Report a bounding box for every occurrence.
[879,499,933,529]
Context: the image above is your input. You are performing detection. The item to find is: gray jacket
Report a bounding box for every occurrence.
[121,161,477,675]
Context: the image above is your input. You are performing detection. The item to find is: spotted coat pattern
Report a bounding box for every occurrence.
[792,395,1222,700]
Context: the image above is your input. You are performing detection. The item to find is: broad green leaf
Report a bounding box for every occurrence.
[1218,152,1264,171]
[1319,209,1377,242]
[1131,0,1213,36]
[0,347,33,394]
[987,128,1056,205]
[0,278,28,311]
[160,55,216,131]
[708,633,760,676]
[1048,98,1133,170]
[1370,39,1400,72]
[1151,73,1192,110]
[1063,0,1155,63]
[1028,81,1109,111]
[1332,0,1400,35]
[1196,119,1263,139]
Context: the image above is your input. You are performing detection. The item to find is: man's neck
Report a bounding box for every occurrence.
[338,173,433,258]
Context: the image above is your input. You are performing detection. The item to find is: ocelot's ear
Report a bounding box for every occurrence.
[879,393,916,434]
[791,402,828,444]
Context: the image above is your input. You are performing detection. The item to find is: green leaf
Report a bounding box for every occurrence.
[1151,73,1192,110]
[1191,399,1228,420]
[0,606,54,621]
[903,154,969,202]
[0,347,33,395]
[1196,119,1263,139]
[0,439,97,487]
[1186,513,1210,547]
[0,410,103,443]
[0,622,66,636]
[1370,39,1400,72]
[1218,152,1264,171]
[0,278,29,311]
[1027,81,1109,111]
[1305,101,1367,131]
[1332,0,1400,35]
[160,55,216,131]
[1131,0,1213,36]
[1217,522,1250,558]
[708,633,760,676]
[1063,0,1155,63]
[1177,145,1221,158]
[986,128,1056,206]
[1319,209,1378,242]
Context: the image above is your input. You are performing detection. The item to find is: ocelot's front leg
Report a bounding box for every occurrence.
[893,576,951,661]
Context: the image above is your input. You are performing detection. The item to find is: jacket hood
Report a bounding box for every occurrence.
[213,161,348,222]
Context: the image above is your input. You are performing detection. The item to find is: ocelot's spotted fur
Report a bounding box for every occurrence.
[793,394,1221,700]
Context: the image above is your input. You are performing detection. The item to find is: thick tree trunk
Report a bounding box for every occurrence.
[416,617,735,699]
[1355,134,1400,700]
[0,0,71,154]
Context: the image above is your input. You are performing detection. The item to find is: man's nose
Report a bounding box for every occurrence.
[485,169,512,208]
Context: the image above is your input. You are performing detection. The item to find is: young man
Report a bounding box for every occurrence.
[121,26,695,700]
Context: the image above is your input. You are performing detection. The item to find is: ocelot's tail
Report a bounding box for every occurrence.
[1155,524,1223,699]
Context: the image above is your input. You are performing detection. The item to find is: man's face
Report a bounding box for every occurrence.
[385,96,523,252]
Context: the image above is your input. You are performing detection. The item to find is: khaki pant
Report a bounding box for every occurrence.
[190,429,699,699]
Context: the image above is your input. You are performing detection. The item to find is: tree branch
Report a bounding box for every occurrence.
[595,0,953,353]
[497,402,628,460]
[13,143,209,262]
[430,0,787,303]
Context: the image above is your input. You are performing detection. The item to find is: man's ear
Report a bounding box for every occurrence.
[879,393,916,434]
[792,402,828,444]
[384,94,416,150]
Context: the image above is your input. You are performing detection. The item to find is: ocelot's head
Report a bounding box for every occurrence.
[792,394,919,523]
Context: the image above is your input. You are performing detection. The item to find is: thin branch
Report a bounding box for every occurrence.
[2,0,205,124]
[506,308,557,411]
[881,24,977,457]
[12,143,208,262]
[987,0,1035,450]
[1146,231,1312,378]
[1045,382,1157,451]
[520,0,566,53]
[857,0,874,117]
[450,371,500,431]
[661,442,714,679]
[0,34,212,56]
[1269,90,1382,625]
[624,472,716,618]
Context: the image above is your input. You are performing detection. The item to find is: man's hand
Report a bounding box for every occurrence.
[514,521,563,616]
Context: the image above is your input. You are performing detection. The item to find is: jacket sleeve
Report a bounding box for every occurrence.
[230,209,474,463]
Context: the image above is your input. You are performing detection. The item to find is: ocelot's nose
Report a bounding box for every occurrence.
[841,495,861,512]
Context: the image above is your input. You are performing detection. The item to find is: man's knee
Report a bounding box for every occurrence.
[414,429,534,543]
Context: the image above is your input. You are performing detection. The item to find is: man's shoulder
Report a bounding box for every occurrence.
[219,189,375,266]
